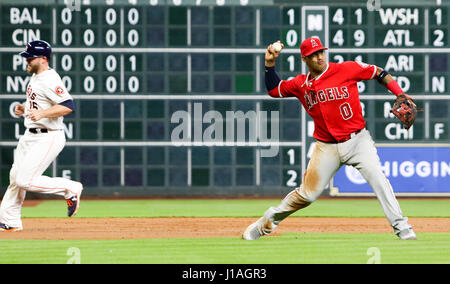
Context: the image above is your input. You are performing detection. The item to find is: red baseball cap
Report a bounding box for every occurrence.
[300,37,328,57]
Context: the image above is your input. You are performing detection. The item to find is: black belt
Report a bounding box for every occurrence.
[29,128,48,134]
[318,129,363,144]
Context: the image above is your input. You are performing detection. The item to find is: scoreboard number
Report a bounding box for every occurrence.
[127,30,139,46]
[433,30,444,47]
[61,55,72,72]
[128,9,139,25]
[287,8,296,25]
[434,8,442,25]
[286,30,298,47]
[129,55,137,71]
[332,30,344,46]
[332,8,344,25]
[106,55,117,72]
[287,149,295,165]
[84,8,92,24]
[353,29,365,47]
[286,170,298,187]
[62,76,72,92]
[61,8,72,24]
[84,55,95,72]
[105,8,118,25]
[61,29,73,46]
[354,8,363,25]
[84,29,95,46]
[84,76,95,93]
[285,149,298,187]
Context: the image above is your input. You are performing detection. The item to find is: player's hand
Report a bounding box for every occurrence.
[265,41,283,67]
[401,93,416,108]
[26,109,44,122]
[14,104,25,117]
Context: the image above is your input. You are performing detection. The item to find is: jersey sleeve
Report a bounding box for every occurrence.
[268,76,300,98]
[343,61,377,81]
[45,73,73,104]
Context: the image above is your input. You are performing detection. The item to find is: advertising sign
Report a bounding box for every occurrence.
[331,145,450,196]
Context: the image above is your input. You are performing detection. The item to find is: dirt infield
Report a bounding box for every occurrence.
[0,217,449,240]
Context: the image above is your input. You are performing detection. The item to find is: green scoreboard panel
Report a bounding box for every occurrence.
[0,0,449,196]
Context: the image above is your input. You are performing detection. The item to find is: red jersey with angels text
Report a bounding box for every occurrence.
[268,61,377,142]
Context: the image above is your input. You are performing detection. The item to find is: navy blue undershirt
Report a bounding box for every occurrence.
[265,66,281,91]
[59,99,75,112]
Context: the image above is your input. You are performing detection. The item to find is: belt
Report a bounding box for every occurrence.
[318,129,363,144]
[29,128,48,134]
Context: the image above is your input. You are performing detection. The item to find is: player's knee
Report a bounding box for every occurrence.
[302,193,318,203]
[296,185,319,203]
[14,174,31,190]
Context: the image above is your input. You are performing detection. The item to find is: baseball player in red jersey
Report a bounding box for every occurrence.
[242,37,417,240]
[0,40,83,232]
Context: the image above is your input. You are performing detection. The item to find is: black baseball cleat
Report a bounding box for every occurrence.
[66,195,79,217]
[66,183,83,217]
[0,223,23,232]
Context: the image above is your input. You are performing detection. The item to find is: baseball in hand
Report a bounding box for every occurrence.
[272,42,282,53]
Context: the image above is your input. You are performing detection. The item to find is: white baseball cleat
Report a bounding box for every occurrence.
[242,218,264,240]
[397,228,417,240]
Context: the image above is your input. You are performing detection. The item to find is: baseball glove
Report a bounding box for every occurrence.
[390,94,417,130]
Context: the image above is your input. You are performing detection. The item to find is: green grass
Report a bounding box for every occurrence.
[21,198,450,218]
[1,233,449,264]
[3,198,449,264]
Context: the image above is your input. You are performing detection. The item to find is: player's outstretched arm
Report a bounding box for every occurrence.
[374,67,415,106]
[374,66,418,129]
[375,67,398,88]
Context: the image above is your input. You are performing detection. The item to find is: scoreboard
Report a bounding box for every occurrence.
[0,0,449,196]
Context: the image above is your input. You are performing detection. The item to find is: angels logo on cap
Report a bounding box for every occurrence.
[300,37,328,57]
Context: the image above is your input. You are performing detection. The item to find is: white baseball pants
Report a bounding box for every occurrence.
[262,129,412,235]
[0,130,82,228]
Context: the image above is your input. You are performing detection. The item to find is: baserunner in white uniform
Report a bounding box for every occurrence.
[0,40,83,232]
